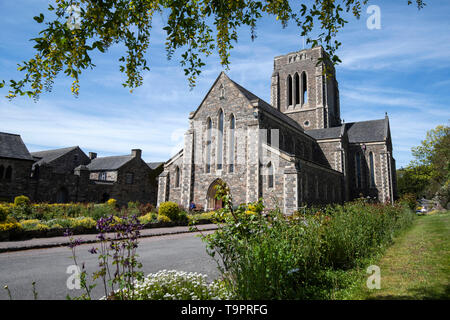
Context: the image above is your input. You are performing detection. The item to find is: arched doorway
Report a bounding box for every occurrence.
[56,187,69,203]
[207,179,227,210]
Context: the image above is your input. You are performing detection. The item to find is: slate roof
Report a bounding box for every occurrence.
[87,155,134,171]
[305,126,343,140]
[147,162,164,170]
[0,132,34,161]
[305,118,388,143]
[345,118,387,143]
[31,146,79,166]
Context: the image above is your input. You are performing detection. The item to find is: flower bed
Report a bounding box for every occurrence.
[0,197,215,241]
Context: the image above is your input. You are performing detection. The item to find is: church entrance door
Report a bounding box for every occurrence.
[207,179,227,210]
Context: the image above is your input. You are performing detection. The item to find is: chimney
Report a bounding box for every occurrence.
[131,149,142,159]
[89,152,97,160]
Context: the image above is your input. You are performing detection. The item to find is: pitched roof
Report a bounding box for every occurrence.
[31,146,79,166]
[0,132,34,161]
[147,162,164,170]
[87,155,134,171]
[305,126,343,140]
[228,77,305,132]
[345,118,387,143]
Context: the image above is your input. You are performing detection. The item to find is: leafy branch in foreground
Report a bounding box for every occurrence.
[2,0,426,100]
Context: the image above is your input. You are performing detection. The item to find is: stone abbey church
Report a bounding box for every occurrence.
[157,46,397,214]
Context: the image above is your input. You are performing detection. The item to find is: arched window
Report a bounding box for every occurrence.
[0,165,4,179]
[267,162,274,188]
[229,114,235,173]
[355,152,362,188]
[302,72,308,105]
[206,118,212,173]
[217,109,224,170]
[369,152,375,187]
[294,73,300,105]
[5,166,12,181]
[175,166,180,187]
[287,75,293,106]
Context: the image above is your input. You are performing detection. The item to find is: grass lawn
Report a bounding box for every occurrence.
[349,210,450,299]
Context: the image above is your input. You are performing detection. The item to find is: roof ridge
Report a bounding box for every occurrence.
[0,132,20,136]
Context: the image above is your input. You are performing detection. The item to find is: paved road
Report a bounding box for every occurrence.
[0,231,220,300]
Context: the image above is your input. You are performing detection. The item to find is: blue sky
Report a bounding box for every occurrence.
[0,0,449,168]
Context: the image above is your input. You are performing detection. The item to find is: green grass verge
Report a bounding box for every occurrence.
[348,211,450,299]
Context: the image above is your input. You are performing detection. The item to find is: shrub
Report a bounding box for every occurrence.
[14,195,30,207]
[89,204,114,220]
[138,212,156,225]
[0,205,9,222]
[157,214,171,223]
[107,198,117,208]
[20,219,41,231]
[199,181,416,300]
[397,193,417,211]
[158,202,180,221]
[0,221,22,233]
[71,217,97,229]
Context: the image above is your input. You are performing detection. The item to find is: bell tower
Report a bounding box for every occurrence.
[270,46,341,130]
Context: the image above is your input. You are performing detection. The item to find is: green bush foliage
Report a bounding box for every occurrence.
[158,201,181,221]
[200,182,416,300]
[0,205,9,222]
[14,195,30,207]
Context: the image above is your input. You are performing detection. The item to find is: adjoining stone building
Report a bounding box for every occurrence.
[0,136,162,206]
[157,46,397,213]
[30,146,91,203]
[0,132,35,202]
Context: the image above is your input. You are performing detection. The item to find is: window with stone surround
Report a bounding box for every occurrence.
[206,117,212,173]
[267,162,274,188]
[175,166,180,188]
[99,171,107,181]
[302,71,308,105]
[126,172,134,185]
[229,114,235,173]
[217,109,224,170]
[287,75,293,106]
[294,73,300,105]
[369,152,375,187]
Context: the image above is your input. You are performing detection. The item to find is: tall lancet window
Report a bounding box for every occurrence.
[302,72,308,105]
[229,114,235,173]
[267,162,274,188]
[217,109,224,170]
[294,73,300,105]
[175,166,180,188]
[206,118,212,173]
[287,75,293,106]
[369,152,375,187]
[355,152,362,188]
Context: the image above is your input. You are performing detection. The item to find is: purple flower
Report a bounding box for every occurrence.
[88,247,98,254]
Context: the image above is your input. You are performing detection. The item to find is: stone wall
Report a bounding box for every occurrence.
[0,158,34,201]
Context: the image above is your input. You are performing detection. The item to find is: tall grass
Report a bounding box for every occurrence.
[202,199,415,299]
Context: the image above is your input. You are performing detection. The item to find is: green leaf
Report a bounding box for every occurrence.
[33,13,44,23]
